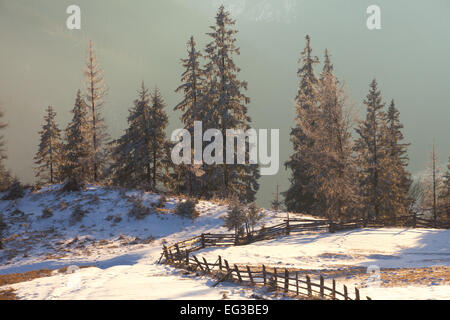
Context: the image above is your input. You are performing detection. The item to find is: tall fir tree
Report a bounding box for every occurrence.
[110,84,169,190]
[439,157,450,220]
[385,99,412,218]
[84,40,108,182]
[284,35,320,213]
[292,49,358,221]
[110,83,151,188]
[34,106,63,185]
[0,107,11,191]
[148,87,170,190]
[61,90,92,189]
[354,79,391,220]
[201,5,259,203]
[174,36,205,195]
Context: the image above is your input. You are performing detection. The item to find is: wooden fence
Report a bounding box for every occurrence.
[162,215,449,264]
[344,215,450,229]
[159,214,448,299]
[163,251,368,300]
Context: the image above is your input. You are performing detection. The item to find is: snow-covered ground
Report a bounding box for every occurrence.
[195,228,450,299]
[197,228,450,270]
[6,245,284,300]
[0,186,449,300]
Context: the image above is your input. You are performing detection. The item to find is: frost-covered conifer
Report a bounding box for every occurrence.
[284,35,320,213]
[61,90,91,190]
[202,5,259,203]
[34,106,62,185]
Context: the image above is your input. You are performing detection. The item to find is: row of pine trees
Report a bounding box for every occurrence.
[284,35,449,223]
[31,6,259,204]
[0,6,448,224]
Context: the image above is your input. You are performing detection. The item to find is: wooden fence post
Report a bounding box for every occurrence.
[274,267,278,289]
[193,255,204,271]
[306,275,312,297]
[201,233,206,248]
[284,269,289,292]
[320,275,324,299]
[163,245,169,261]
[295,271,299,295]
[218,256,222,271]
[332,279,336,300]
[344,285,348,300]
[262,265,267,286]
[175,243,181,262]
[247,266,254,284]
[225,259,230,273]
[234,265,243,282]
[203,257,210,273]
[185,250,189,265]
[286,220,290,236]
[355,287,360,300]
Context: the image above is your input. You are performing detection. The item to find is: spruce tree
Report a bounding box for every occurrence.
[0,107,11,191]
[34,106,62,185]
[284,35,320,213]
[200,5,259,203]
[174,36,205,195]
[439,157,450,220]
[84,40,108,182]
[294,49,358,221]
[148,87,169,190]
[110,84,169,190]
[110,83,151,188]
[385,100,412,218]
[61,90,91,190]
[354,79,390,220]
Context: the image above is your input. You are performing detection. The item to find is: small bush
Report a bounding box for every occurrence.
[155,195,167,208]
[174,198,199,219]
[0,214,6,250]
[128,198,151,220]
[2,179,25,200]
[70,205,87,225]
[59,200,69,211]
[41,207,53,219]
[62,178,85,192]
[106,215,122,223]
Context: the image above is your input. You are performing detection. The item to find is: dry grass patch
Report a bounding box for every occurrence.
[0,288,18,300]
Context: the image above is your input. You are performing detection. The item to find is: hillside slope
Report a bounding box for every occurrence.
[0,185,449,300]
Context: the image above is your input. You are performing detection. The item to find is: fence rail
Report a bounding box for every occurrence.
[163,251,366,300]
[160,213,449,299]
[163,215,449,262]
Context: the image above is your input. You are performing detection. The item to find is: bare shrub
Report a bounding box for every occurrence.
[155,194,167,208]
[70,205,87,224]
[2,179,25,200]
[62,178,85,192]
[41,207,53,219]
[106,215,122,223]
[174,198,199,219]
[59,200,69,211]
[128,197,151,220]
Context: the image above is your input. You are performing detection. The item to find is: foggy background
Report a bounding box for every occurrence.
[0,0,449,208]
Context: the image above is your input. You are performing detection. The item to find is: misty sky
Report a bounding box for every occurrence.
[0,0,449,208]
